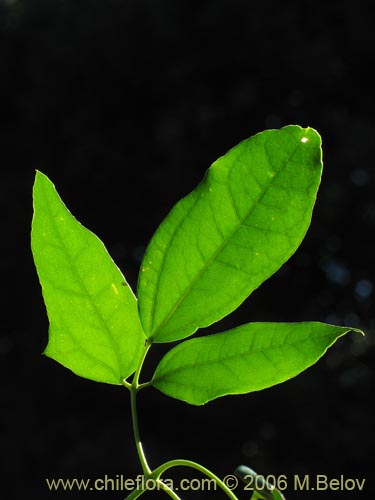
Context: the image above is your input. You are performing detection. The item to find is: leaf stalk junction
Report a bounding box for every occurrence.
[123,341,240,500]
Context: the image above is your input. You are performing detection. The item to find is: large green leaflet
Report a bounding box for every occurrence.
[152,322,359,405]
[138,125,323,343]
[31,171,145,384]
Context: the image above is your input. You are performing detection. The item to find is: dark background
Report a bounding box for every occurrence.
[1,0,374,499]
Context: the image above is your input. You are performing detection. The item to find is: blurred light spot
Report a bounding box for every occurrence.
[288,89,305,107]
[360,202,375,223]
[325,341,343,369]
[0,336,13,355]
[350,331,370,356]
[325,313,343,326]
[350,168,369,187]
[265,114,282,129]
[111,242,127,260]
[259,422,276,440]
[242,440,259,458]
[354,279,373,301]
[301,137,308,143]
[132,245,146,263]
[339,363,370,389]
[343,312,360,328]
[322,259,351,285]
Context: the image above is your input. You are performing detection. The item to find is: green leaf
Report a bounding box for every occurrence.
[235,465,286,500]
[152,322,361,405]
[138,125,323,343]
[31,171,145,385]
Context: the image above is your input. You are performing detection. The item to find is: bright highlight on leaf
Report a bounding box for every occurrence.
[152,322,361,405]
[138,125,323,343]
[31,171,145,384]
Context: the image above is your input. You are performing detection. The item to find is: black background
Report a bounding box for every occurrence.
[1,1,374,499]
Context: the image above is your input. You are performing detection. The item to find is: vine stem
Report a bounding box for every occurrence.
[124,342,182,500]
[153,459,239,500]
[124,478,182,500]
[127,341,153,476]
[157,482,182,500]
[124,341,239,500]
[124,484,146,500]
[130,383,151,475]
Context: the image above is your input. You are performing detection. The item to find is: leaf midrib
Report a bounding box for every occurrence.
[150,137,302,339]
[40,179,123,378]
[153,329,343,383]
[46,312,120,383]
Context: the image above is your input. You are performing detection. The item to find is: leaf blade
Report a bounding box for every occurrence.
[138,125,323,342]
[31,171,145,384]
[152,322,361,405]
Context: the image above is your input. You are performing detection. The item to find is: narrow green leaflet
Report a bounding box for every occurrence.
[31,171,145,385]
[138,125,323,343]
[152,322,361,405]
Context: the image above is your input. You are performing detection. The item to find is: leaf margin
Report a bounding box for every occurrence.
[151,321,363,405]
[138,125,323,344]
[31,170,146,385]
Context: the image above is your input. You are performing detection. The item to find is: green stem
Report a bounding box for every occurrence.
[137,380,153,391]
[130,384,151,476]
[122,379,132,390]
[153,459,240,500]
[124,478,182,500]
[128,341,153,476]
[157,481,182,500]
[125,341,237,500]
[124,485,147,500]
